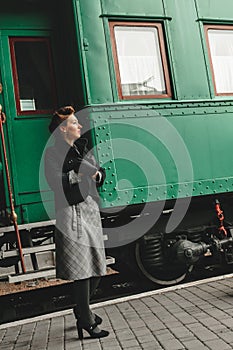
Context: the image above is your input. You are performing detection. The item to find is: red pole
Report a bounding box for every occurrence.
[0,106,26,273]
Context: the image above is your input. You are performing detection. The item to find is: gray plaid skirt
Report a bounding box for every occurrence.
[55,196,107,280]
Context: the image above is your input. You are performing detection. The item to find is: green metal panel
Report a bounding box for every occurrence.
[11,119,50,201]
[74,0,113,104]
[1,115,53,224]
[101,0,164,17]
[87,103,233,209]
[195,0,233,21]
[0,2,54,30]
[164,0,210,100]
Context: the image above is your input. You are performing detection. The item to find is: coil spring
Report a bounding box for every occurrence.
[139,235,163,267]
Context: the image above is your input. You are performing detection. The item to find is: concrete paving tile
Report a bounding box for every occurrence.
[137,333,156,344]
[218,330,233,343]
[99,338,121,347]
[159,338,185,350]
[186,324,218,342]
[118,338,140,348]
[154,329,175,339]
[204,338,232,350]
[181,339,210,349]
[208,323,227,333]
[0,346,15,350]
[82,342,102,350]
[221,317,233,328]
[141,341,163,350]
[169,325,192,339]
[13,340,30,347]
[125,319,145,328]
[1,340,16,347]
[101,345,121,350]
[146,320,166,332]
[65,343,82,350]
[174,313,196,324]
[47,345,64,350]
[132,327,151,337]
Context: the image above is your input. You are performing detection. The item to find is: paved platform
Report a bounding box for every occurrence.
[1,273,233,350]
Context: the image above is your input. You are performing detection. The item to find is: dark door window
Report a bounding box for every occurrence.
[10,37,56,114]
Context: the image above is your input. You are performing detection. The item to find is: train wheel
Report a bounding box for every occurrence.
[135,239,193,286]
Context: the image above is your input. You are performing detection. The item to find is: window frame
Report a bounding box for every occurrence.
[9,36,57,115]
[109,21,172,100]
[205,24,233,96]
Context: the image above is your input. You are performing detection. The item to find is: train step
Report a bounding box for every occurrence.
[2,244,55,259]
[7,256,115,283]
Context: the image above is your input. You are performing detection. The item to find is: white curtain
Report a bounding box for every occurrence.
[114,26,166,96]
[208,30,233,93]
[118,56,165,90]
[212,57,233,93]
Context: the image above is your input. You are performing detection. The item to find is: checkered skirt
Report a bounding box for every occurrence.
[55,196,107,280]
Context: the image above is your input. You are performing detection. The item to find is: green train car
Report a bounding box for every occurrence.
[1,0,233,285]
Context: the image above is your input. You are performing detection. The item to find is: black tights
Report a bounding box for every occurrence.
[73,277,101,324]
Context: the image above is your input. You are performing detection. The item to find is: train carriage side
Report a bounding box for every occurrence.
[74,0,233,285]
[1,0,233,286]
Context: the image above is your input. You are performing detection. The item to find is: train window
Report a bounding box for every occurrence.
[9,37,56,115]
[205,25,233,95]
[109,22,171,99]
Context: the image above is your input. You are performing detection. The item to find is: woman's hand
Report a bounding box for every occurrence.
[92,171,99,180]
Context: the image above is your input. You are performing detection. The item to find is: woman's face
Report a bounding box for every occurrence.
[60,114,82,144]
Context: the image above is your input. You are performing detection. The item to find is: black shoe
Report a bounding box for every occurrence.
[76,321,109,340]
[93,314,102,325]
[73,307,102,325]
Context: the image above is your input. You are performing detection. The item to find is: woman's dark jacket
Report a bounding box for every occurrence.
[44,138,105,211]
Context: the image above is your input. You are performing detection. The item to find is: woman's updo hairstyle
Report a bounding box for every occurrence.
[49,106,75,135]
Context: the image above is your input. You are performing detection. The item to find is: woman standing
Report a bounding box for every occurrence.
[44,106,109,339]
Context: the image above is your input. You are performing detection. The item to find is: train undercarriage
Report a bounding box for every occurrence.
[134,224,233,285]
[104,193,233,286]
[1,193,233,286]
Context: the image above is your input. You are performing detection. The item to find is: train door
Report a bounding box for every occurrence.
[0,31,57,226]
[0,69,7,223]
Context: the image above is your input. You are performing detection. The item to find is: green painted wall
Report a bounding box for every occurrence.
[86,103,233,208]
[196,0,233,20]
[164,0,210,100]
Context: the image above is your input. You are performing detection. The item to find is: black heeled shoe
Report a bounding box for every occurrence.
[93,314,102,325]
[76,321,109,340]
[73,307,102,325]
